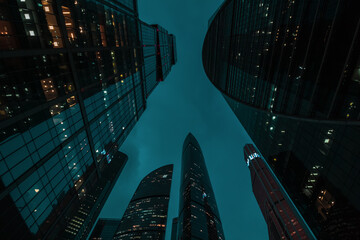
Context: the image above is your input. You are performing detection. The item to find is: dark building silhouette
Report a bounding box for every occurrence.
[0,0,176,239]
[90,164,173,240]
[170,217,178,240]
[173,133,225,240]
[203,0,360,239]
[244,144,315,240]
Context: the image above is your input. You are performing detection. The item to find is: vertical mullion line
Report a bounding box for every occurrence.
[56,0,100,176]
[137,22,147,110]
[224,0,237,94]
[270,1,293,113]
[307,0,341,113]
[327,16,360,118]
[283,0,306,114]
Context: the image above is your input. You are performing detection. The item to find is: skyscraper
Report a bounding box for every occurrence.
[203,0,360,239]
[0,0,176,239]
[244,144,315,240]
[90,164,173,240]
[173,133,225,240]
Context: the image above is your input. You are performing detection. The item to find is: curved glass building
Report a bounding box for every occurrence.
[174,133,225,240]
[203,0,360,239]
[113,164,173,240]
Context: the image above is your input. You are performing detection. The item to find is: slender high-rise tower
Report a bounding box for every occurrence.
[244,144,315,240]
[0,0,176,239]
[203,0,360,239]
[90,164,173,240]
[173,133,225,240]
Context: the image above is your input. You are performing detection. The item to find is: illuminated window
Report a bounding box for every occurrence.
[24,13,31,19]
[29,30,35,36]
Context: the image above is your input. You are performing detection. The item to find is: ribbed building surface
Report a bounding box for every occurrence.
[90,165,173,240]
[0,0,176,239]
[113,164,173,240]
[174,133,225,240]
[203,0,360,239]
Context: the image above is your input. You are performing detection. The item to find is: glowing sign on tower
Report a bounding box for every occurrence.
[246,153,260,166]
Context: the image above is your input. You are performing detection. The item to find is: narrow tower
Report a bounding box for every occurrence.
[244,144,315,240]
[174,133,225,240]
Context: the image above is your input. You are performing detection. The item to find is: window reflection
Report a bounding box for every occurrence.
[0,19,18,50]
[316,189,335,220]
[42,0,63,48]
[41,78,58,101]
[61,6,76,43]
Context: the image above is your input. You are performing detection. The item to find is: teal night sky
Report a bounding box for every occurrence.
[100,0,268,239]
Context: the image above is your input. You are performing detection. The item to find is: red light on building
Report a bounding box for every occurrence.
[244,144,315,240]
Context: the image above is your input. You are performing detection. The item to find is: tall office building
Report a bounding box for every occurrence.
[173,133,225,240]
[90,164,173,240]
[203,0,360,239]
[244,144,315,240]
[0,0,176,239]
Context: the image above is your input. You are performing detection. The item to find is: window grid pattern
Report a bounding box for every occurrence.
[84,75,134,122]
[0,103,84,187]
[0,0,176,238]
[89,91,136,160]
[157,26,171,79]
[141,23,158,97]
[8,130,92,234]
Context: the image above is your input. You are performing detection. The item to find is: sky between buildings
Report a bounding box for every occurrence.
[100,0,268,239]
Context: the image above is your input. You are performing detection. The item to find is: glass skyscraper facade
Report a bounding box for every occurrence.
[203,0,360,239]
[244,144,315,240]
[141,23,176,98]
[0,0,176,239]
[173,133,225,240]
[90,164,173,240]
